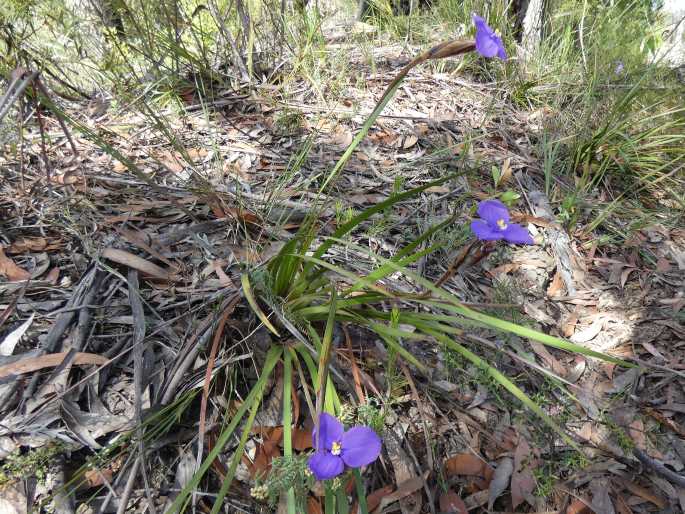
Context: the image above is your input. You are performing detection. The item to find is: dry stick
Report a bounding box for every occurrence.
[292,347,317,424]
[33,84,53,191]
[196,298,239,474]
[115,456,141,514]
[16,89,26,192]
[127,270,158,514]
[33,76,79,160]
[0,69,38,123]
[342,325,366,405]
[21,267,97,403]
[159,294,238,405]
[634,448,685,488]
[399,363,436,514]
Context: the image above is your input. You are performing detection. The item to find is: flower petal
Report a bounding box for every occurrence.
[496,35,508,60]
[340,427,382,468]
[477,199,509,226]
[312,412,344,451]
[502,223,534,245]
[472,14,506,60]
[471,220,504,241]
[308,451,344,480]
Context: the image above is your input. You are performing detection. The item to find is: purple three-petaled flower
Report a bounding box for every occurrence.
[471,199,534,244]
[307,413,381,480]
[472,14,507,60]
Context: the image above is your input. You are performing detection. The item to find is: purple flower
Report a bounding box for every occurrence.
[472,14,507,60]
[307,413,381,480]
[614,61,625,75]
[471,199,534,244]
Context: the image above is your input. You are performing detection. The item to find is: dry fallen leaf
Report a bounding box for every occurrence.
[615,477,666,509]
[45,267,60,285]
[487,457,513,511]
[655,257,672,272]
[566,497,594,514]
[547,270,565,297]
[438,490,467,514]
[628,419,646,450]
[0,247,30,281]
[590,478,615,514]
[499,157,513,185]
[511,437,538,510]
[158,150,185,173]
[291,427,312,451]
[444,453,492,478]
[364,485,393,513]
[307,497,323,514]
[402,134,418,149]
[102,248,178,282]
[0,351,108,379]
[377,471,429,511]
[0,313,34,356]
[7,237,61,253]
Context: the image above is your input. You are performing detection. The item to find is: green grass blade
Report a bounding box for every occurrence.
[420,299,631,366]
[353,468,369,514]
[283,350,296,514]
[315,285,338,421]
[296,342,341,415]
[241,273,281,337]
[302,175,455,277]
[210,394,262,514]
[325,488,335,514]
[336,488,350,514]
[166,346,282,513]
[428,330,580,451]
[311,238,631,367]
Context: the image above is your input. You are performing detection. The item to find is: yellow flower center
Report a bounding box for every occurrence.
[496,218,508,229]
[331,441,342,456]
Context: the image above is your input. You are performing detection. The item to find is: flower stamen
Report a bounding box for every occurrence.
[331,441,342,456]
[496,218,508,229]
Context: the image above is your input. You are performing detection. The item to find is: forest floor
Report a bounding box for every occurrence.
[1,14,685,514]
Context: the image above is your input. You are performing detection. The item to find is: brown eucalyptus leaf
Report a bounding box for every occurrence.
[102,248,177,281]
[487,457,513,511]
[438,490,467,514]
[511,438,538,510]
[0,247,30,281]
